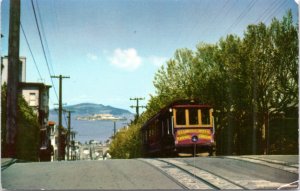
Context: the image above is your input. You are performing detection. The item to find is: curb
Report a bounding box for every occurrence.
[1,158,18,171]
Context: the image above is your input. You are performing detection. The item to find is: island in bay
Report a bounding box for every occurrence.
[76,113,127,121]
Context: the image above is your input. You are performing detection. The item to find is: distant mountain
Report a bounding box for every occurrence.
[48,103,134,143]
[50,103,133,116]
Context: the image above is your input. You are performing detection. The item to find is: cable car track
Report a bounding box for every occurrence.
[140,157,297,189]
[139,159,190,189]
[140,158,245,189]
[161,158,249,189]
[224,156,298,174]
[159,158,247,189]
[237,156,298,168]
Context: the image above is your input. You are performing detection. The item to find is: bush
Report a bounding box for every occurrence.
[1,85,40,161]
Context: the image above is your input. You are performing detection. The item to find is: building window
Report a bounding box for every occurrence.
[29,92,36,106]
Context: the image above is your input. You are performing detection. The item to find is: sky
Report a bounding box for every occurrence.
[1,0,298,114]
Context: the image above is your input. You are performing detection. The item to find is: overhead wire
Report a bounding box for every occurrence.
[35,0,69,126]
[21,21,57,122]
[174,1,212,47]
[30,0,68,127]
[30,0,58,101]
[201,0,231,36]
[36,0,55,75]
[222,0,290,38]
[263,0,289,23]
[222,0,239,20]
[190,0,238,42]
[51,0,60,36]
[21,22,57,108]
[254,0,282,23]
[20,22,43,81]
[224,0,258,35]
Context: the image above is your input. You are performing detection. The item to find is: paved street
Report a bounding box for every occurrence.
[1,155,299,190]
[1,159,182,190]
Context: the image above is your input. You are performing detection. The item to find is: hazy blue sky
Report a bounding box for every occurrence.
[1,0,298,113]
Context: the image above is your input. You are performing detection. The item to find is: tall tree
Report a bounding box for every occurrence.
[242,10,298,154]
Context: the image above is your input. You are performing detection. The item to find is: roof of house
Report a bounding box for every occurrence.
[19,82,52,89]
[48,121,56,126]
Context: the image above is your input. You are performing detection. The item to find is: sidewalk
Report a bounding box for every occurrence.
[1,158,17,171]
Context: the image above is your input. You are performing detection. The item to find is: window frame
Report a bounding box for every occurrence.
[29,92,37,106]
[173,107,213,128]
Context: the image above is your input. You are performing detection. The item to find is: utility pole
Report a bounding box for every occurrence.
[66,110,74,161]
[113,120,117,136]
[71,131,76,141]
[130,97,146,120]
[51,75,70,160]
[6,0,21,158]
[70,131,76,160]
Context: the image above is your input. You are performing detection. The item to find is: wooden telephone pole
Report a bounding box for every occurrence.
[66,110,74,161]
[51,75,69,160]
[130,97,146,120]
[6,0,21,158]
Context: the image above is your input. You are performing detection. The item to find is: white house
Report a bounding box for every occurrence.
[1,56,26,84]
[48,121,59,161]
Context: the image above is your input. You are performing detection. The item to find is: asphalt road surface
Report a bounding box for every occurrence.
[1,155,298,190]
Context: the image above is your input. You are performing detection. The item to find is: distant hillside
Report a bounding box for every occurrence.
[50,103,133,116]
[48,103,134,143]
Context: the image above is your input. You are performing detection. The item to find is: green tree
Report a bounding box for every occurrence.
[153,48,197,101]
[242,10,298,154]
[110,123,142,159]
[1,84,40,161]
[204,35,247,154]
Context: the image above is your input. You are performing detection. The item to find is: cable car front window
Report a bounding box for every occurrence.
[189,108,199,125]
[201,108,210,125]
[175,108,186,125]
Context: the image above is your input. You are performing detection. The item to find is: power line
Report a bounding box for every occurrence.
[263,0,289,23]
[254,0,281,23]
[30,0,68,129]
[224,0,258,35]
[20,22,43,80]
[30,0,59,101]
[222,0,239,20]
[174,1,212,48]
[35,0,55,75]
[201,0,231,36]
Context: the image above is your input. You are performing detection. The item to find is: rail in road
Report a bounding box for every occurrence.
[224,155,299,174]
[141,158,244,189]
[140,156,299,190]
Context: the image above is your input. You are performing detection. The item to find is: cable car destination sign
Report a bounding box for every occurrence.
[175,129,212,144]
